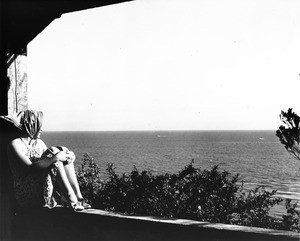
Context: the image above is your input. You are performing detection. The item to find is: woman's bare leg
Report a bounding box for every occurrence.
[55,162,78,203]
[63,162,83,200]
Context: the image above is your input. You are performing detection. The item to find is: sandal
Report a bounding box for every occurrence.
[78,199,92,209]
[60,194,85,211]
[70,202,84,212]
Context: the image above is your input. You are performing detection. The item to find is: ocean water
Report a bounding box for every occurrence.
[43,130,300,215]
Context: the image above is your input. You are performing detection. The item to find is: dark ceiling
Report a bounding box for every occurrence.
[2,0,134,54]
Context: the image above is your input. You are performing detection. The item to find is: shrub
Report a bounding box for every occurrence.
[76,156,299,232]
[76,153,104,205]
[230,187,282,229]
[281,199,299,232]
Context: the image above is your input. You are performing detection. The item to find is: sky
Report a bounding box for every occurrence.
[27,0,300,131]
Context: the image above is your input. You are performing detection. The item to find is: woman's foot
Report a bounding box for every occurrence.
[70,202,84,211]
[78,198,92,209]
[61,194,85,211]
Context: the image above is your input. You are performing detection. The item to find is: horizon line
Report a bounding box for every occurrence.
[43,129,277,132]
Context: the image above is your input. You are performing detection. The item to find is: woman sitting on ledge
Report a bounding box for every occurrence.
[2,110,90,211]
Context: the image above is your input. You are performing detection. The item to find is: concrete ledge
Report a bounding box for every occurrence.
[12,207,299,241]
[84,209,299,239]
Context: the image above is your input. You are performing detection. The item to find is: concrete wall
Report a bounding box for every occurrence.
[7,55,28,115]
[12,208,299,241]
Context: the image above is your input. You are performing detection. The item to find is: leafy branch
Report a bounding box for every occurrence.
[276,108,300,160]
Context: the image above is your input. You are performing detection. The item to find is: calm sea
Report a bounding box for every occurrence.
[43,130,300,215]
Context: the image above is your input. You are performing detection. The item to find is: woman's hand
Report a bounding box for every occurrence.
[55,151,69,162]
[55,150,76,164]
[65,151,76,164]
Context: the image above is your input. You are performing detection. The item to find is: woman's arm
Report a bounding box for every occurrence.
[9,138,68,170]
[31,152,66,169]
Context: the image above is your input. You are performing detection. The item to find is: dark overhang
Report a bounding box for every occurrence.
[2,0,134,54]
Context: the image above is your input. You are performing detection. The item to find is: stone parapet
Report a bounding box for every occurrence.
[12,208,299,241]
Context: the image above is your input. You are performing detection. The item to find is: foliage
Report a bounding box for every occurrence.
[281,199,300,232]
[276,108,300,160]
[230,187,282,229]
[76,153,104,204]
[76,157,299,232]
[274,108,300,231]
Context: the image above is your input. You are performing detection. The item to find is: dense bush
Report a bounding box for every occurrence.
[77,154,299,232]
